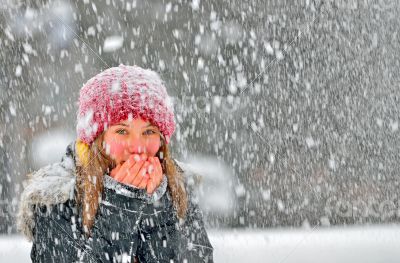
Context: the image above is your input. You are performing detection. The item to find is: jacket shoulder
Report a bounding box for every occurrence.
[17,142,77,241]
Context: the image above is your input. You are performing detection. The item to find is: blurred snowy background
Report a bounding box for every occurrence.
[1,0,400,261]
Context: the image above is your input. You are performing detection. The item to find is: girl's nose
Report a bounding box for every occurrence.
[128,143,147,154]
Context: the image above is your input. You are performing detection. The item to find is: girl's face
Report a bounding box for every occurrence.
[103,118,162,165]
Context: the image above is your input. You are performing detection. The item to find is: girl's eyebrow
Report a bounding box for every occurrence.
[114,123,154,128]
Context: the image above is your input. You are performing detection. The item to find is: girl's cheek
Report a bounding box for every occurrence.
[106,140,126,158]
[146,140,161,156]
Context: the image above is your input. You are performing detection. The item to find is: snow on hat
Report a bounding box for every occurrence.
[76,64,176,145]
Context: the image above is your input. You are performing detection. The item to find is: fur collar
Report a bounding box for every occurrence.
[16,141,202,241]
[16,151,77,241]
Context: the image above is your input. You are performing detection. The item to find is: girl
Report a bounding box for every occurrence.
[17,65,214,262]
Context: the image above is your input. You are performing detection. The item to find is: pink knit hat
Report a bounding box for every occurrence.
[76,64,176,145]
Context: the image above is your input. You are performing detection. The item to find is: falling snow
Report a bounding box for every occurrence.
[1,0,400,262]
[103,35,124,52]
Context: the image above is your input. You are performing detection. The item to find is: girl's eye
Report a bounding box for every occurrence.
[144,129,156,135]
[116,129,127,135]
[115,129,156,135]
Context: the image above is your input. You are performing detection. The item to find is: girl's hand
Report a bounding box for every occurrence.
[111,153,149,189]
[110,154,163,194]
[144,157,163,195]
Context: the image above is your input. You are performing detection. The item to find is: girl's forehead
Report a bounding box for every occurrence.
[113,118,155,128]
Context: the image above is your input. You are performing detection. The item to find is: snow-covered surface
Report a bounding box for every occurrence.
[2,225,399,263]
[211,225,400,263]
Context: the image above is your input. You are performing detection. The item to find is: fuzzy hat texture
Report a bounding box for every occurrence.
[76,64,176,145]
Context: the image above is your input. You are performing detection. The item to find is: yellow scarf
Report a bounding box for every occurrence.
[75,139,90,166]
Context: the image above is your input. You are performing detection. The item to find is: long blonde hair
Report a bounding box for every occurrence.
[74,133,188,238]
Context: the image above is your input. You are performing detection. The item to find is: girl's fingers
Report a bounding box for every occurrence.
[147,172,160,194]
[110,163,121,178]
[151,157,161,175]
[133,154,141,162]
[148,157,154,171]
[154,158,163,182]
[114,155,136,181]
[147,158,154,174]
[113,155,163,193]
[154,157,163,185]
[145,158,154,194]
[121,160,145,184]
[146,169,156,194]
[137,174,149,189]
[147,157,163,194]
[124,154,147,185]
[126,160,149,186]
[147,179,155,194]
[140,153,148,161]
[130,163,149,186]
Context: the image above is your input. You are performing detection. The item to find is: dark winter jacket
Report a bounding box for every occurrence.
[17,141,214,263]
